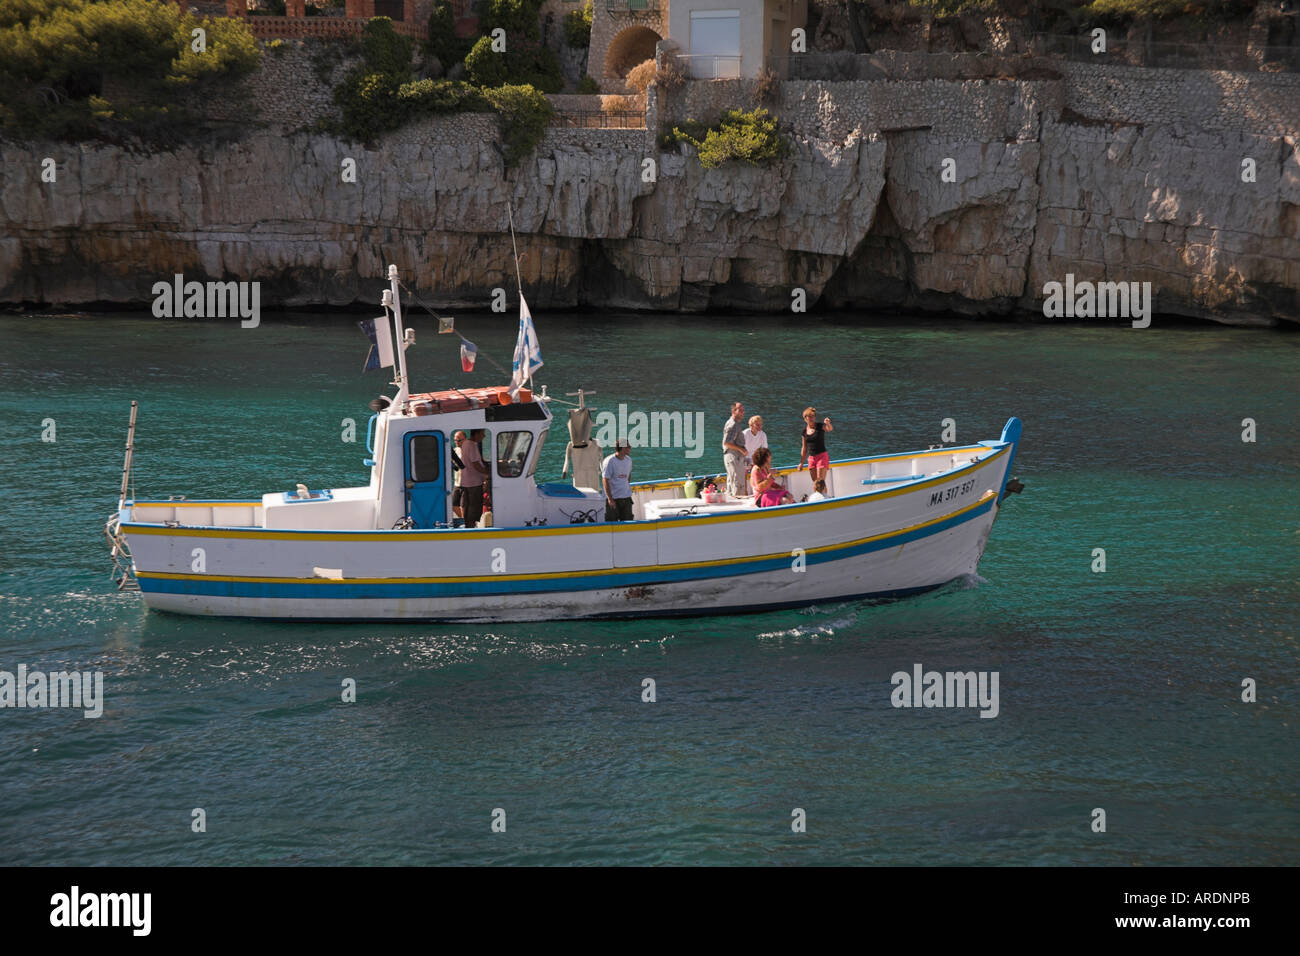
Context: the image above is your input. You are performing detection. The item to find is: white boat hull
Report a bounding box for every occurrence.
[118,424,1020,622]
[133,499,998,622]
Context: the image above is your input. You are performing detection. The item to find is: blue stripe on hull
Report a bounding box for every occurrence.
[138,496,996,601]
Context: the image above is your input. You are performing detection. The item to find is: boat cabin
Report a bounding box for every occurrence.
[253,385,606,532]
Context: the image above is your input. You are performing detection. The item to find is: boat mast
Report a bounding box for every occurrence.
[506,203,532,393]
[117,399,138,512]
[387,264,410,407]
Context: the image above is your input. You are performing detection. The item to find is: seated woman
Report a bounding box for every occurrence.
[750,447,794,508]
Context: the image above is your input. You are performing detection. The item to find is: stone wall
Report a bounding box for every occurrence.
[388,112,500,146]
[658,76,1062,144]
[1059,62,1300,138]
[242,39,361,131]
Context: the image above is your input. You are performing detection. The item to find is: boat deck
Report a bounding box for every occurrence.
[631,446,993,521]
[123,446,999,530]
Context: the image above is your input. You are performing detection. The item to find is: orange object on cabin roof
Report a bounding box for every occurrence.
[407,386,533,415]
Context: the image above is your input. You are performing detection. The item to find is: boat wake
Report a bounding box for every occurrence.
[756,614,858,640]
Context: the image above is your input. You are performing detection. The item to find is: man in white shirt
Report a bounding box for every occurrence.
[743,415,768,465]
[602,440,634,522]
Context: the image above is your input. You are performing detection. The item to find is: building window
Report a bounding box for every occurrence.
[688,10,741,79]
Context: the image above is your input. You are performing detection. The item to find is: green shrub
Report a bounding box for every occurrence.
[360,16,413,79]
[477,0,545,41]
[0,0,259,142]
[520,40,564,93]
[330,16,417,139]
[1080,0,1254,24]
[904,0,997,13]
[397,78,489,114]
[577,74,600,94]
[662,109,787,169]
[465,34,511,87]
[659,118,709,150]
[466,33,562,93]
[329,10,555,163]
[697,109,787,168]
[333,69,405,140]
[426,0,471,68]
[483,83,553,167]
[563,1,593,49]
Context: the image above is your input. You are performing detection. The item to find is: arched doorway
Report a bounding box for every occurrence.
[604,26,662,81]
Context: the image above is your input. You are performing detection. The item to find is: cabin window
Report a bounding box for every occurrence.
[496,430,535,478]
[408,434,441,482]
[527,429,548,478]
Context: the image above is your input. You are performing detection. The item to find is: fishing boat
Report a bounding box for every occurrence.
[106,266,1024,622]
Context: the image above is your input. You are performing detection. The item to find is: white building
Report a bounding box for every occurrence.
[587,0,808,86]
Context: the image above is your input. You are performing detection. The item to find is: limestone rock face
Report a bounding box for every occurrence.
[0,130,651,309]
[1026,123,1300,324]
[1,79,1297,327]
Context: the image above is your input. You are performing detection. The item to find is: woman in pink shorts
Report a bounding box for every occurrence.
[800,406,834,484]
[750,447,794,508]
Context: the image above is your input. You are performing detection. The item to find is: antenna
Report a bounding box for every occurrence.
[565,388,597,409]
[387,265,410,407]
[507,201,524,298]
[506,202,538,393]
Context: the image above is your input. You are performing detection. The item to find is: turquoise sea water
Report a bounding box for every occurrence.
[0,312,1296,865]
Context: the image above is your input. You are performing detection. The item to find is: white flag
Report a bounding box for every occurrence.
[359,316,395,371]
[509,295,543,397]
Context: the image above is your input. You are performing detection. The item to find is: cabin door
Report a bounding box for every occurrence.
[403,431,446,529]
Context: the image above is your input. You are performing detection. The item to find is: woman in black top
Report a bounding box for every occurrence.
[799,406,834,485]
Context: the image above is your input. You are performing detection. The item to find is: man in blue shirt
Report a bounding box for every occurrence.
[602,439,634,522]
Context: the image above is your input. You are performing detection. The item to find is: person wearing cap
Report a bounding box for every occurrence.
[602,439,634,522]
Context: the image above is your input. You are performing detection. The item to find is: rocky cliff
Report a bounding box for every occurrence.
[1,60,1297,325]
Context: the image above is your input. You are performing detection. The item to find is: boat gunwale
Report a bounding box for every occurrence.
[119,441,1011,538]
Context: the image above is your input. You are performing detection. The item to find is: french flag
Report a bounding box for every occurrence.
[460,340,477,372]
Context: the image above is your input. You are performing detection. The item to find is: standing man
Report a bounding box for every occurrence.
[602,439,634,522]
[458,429,490,527]
[722,401,749,497]
[451,430,466,520]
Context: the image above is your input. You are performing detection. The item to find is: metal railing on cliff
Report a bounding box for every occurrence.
[240,15,426,40]
[550,109,646,129]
